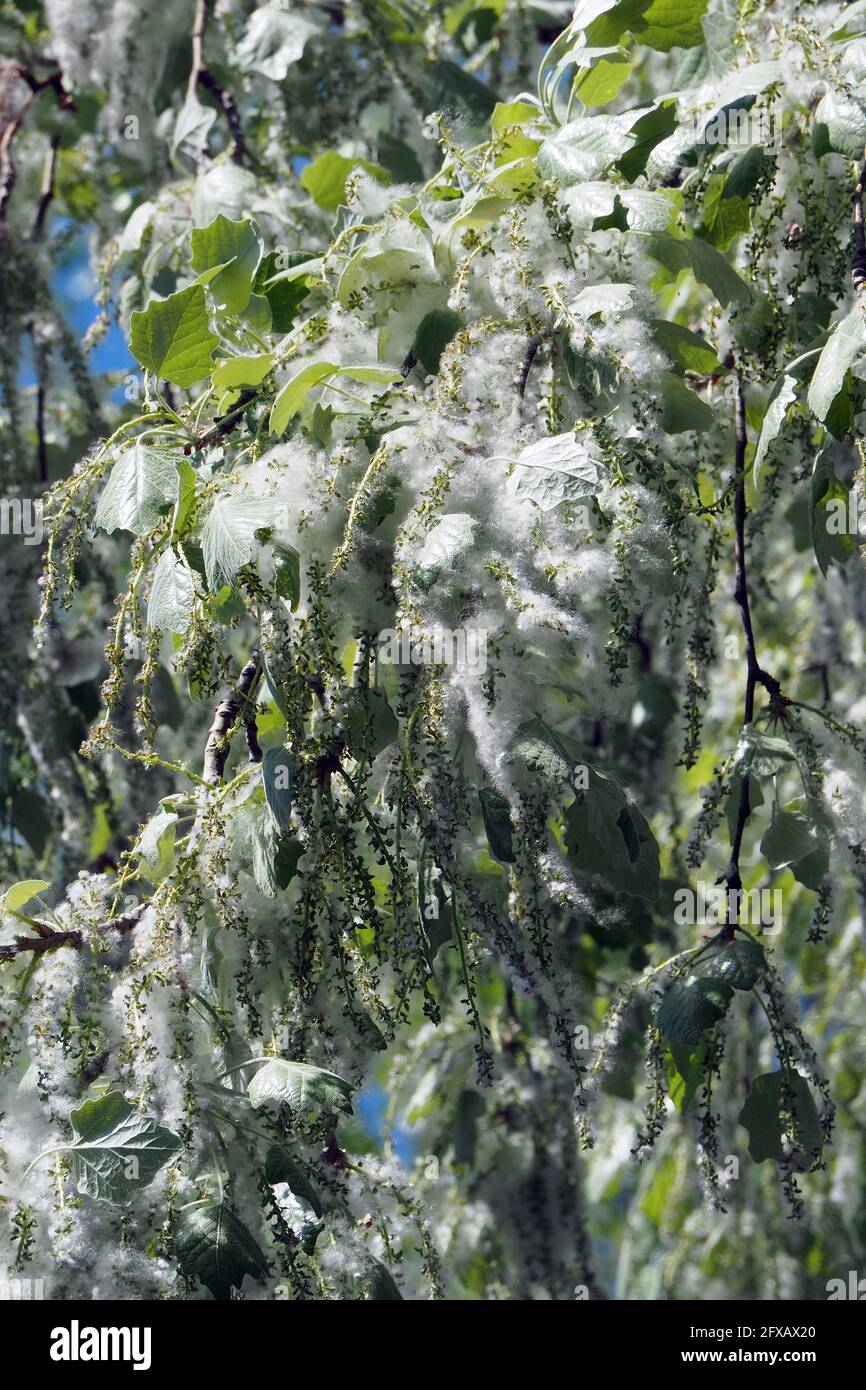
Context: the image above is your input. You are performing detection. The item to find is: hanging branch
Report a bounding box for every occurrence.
[721,376,787,924]
[26,134,60,482]
[188,0,249,167]
[33,341,49,483]
[203,650,262,784]
[4,649,265,959]
[32,131,59,240]
[0,63,72,223]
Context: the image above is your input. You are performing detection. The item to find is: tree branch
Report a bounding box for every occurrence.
[515,335,542,414]
[0,900,149,963]
[852,157,866,297]
[722,376,787,918]
[203,650,262,784]
[32,131,59,240]
[188,0,249,166]
[192,389,257,450]
[0,63,72,223]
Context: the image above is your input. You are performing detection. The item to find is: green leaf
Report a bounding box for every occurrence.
[254,250,312,333]
[136,805,178,879]
[810,449,854,576]
[753,374,798,486]
[479,788,516,863]
[571,281,639,316]
[201,493,278,591]
[300,151,388,212]
[311,402,335,448]
[262,747,294,833]
[11,790,49,858]
[93,442,182,536]
[618,187,676,231]
[175,1201,267,1299]
[192,163,258,227]
[236,3,317,80]
[250,811,280,898]
[171,92,216,170]
[506,716,579,785]
[269,361,401,436]
[700,176,750,250]
[644,232,753,308]
[698,2,738,74]
[247,1059,354,1114]
[733,727,798,779]
[564,768,660,903]
[377,132,425,182]
[130,285,219,388]
[807,307,866,422]
[363,1258,404,1300]
[190,215,262,316]
[264,1145,323,1216]
[427,57,499,120]
[616,99,678,180]
[413,309,464,374]
[651,319,721,375]
[574,54,632,106]
[212,354,274,392]
[636,0,710,51]
[791,839,830,891]
[539,111,642,184]
[702,939,765,991]
[340,365,404,386]
[667,1042,703,1113]
[147,548,195,635]
[63,1093,181,1204]
[172,459,197,540]
[761,807,820,870]
[1,878,50,914]
[274,836,305,890]
[270,362,336,435]
[738,1070,822,1165]
[723,144,768,200]
[415,513,477,583]
[345,689,399,762]
[658,372,715,433]
[814,90,866,160]
[656,976,733,1044]
[507,430,603,510]
[273,542,301,609]
[824,375,855,440]
[337,224,436,304]
[491,100,539,132]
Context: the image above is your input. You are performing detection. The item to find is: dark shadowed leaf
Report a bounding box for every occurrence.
[657,976,734,1044]
[738,1070,822,1165]
[175,1201,267,1299]
[479,788,516,863]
